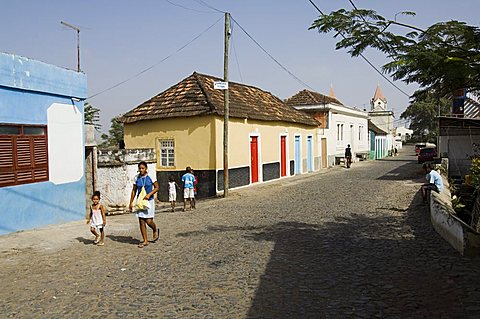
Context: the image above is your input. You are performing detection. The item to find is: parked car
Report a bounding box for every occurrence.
[418,147,437,163]
[415,143,426,155]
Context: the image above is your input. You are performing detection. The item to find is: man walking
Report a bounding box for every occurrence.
[345,144,352,168]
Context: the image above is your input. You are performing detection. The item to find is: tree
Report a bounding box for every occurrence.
[84,102,101,131]
[310,9,480,100]
[400,93,450,142]
[100,115,124,148]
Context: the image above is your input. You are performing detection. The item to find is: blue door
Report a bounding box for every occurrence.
[307,136,313,172]
[295,136,301,174]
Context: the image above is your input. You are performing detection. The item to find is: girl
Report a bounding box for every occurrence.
[86,191,106,246]
[129,161,159,248]
[168,175,180,212]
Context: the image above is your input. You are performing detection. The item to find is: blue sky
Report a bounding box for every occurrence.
[1,0,479,133]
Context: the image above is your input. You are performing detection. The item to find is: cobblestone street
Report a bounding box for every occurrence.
[1,146,480,318]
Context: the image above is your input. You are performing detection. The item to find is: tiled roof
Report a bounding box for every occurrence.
[285,89,344,107]
[120,72,318,126]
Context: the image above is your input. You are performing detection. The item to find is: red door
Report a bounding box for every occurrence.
[250,136,258,183]
[280,136,286,177]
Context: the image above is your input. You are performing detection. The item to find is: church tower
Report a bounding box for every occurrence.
[371,85,387,111]
[368,85,395,135]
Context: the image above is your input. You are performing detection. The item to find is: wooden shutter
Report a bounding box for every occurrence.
[0,137,15,187]
[0,125,49,187]
[33,136,48,182]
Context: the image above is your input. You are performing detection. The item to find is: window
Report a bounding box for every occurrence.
[0,124,48,187]
[336,123,344,144]
[359,125,364,141]
[159,139,175,167]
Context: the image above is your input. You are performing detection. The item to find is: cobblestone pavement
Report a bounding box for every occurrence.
[1,146,480,318]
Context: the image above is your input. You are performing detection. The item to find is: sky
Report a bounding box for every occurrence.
[1,0,479,134]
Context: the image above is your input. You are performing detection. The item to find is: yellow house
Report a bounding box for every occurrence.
[120,72,320,199]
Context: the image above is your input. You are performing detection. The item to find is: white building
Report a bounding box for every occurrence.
[286,89,369,167]
[394,126,413,149]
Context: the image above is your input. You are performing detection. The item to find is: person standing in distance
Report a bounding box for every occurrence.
[345,144,352,168]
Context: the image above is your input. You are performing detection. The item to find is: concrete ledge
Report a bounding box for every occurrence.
[430,175,480,256]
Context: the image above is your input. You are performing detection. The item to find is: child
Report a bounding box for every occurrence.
[87,191,106,246]
[168,175,180,212]
[181,166,195,211]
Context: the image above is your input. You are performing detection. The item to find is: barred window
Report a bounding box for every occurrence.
[159,139,175,167]
[0,124,48,187]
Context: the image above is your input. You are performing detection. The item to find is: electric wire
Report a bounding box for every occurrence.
[308,0,410,98]
[87,15,223,99]
[192,0,225,14]
[230,22,244,83]
[231,16,317,92]
[164,0,216,13]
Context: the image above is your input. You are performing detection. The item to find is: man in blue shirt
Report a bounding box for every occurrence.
[181,166,196,211]
[421,163,444,203]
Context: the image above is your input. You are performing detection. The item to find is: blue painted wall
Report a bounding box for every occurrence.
[0,52,87,235]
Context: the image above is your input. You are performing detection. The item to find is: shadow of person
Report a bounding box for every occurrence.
[106,235,138,245]
[75,237,94,245]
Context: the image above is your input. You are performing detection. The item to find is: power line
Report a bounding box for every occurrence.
[231,16,317,92]
[164,0,216,13]
[192,0,225,14]
[307,0,411,98]
[88,16,223,99]
[230,22,244,83]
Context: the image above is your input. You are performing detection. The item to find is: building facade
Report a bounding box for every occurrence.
[0,53,87,235]
[121,72,320,200]
[286,89,369,167]
[369,85,395,153]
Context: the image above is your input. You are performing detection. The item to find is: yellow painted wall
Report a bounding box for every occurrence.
[124,115,319,174]
[123,116,216,171]
[214,117,318,171]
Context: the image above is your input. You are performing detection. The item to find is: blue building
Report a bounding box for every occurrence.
[0,52,87,235]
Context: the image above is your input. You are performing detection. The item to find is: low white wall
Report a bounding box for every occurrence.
[96,149,156,214]
[430,174,480,255]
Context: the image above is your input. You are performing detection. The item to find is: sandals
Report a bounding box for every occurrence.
[138,242,149,248]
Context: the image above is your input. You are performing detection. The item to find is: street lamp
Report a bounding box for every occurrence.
[60,20,81,72]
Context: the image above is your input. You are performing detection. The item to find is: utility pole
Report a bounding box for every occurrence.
[223,12,230,197]
[61,21,81,72]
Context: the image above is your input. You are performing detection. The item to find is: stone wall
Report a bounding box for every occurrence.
[96,148,156,215]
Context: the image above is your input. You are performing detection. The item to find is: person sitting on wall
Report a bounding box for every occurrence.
[421,163,444,204]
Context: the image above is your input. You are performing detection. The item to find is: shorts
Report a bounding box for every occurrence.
[169,191,177,202]
[136,199,155,219]
[90,223,103,232]
[184,188,194,199]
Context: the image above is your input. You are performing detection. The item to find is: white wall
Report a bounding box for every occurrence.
[326,112,369,158]
[47,103,83,184]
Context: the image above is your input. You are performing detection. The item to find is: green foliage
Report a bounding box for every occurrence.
[452,195,466,211]
[310,9,480,100]
[400,93,450,142]
[100,115,124,148]
[470,158,480,195]
[84,102,101,131]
